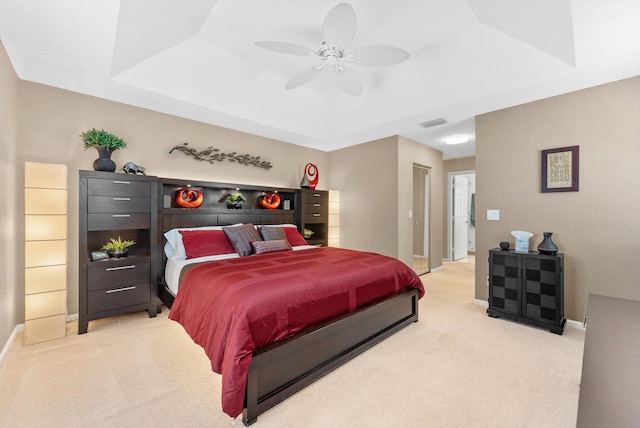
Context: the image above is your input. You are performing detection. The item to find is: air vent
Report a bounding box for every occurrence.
[420,118,447,128]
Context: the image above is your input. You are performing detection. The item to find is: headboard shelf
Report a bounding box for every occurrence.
[159,177,297,212]
[158,177,300,233]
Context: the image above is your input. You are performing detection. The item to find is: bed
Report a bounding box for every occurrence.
[157,179,424,425]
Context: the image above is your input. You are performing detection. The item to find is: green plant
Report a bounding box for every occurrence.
[225,193,247,204]
[303,229,314,238]
[101,236,136,251]
[81,128,127,150]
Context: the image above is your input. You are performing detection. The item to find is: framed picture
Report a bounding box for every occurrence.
[541,145,579,193]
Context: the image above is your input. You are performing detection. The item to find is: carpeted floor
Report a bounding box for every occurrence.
[0,259,585,428]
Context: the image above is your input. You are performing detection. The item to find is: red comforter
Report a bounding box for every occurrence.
[168,247,424,417]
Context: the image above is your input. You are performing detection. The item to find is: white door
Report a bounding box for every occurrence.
[452,175,469,261]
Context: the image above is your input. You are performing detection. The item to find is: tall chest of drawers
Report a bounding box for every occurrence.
[78,170,159,334]
[296,189,328,246]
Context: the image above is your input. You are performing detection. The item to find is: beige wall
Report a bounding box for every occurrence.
[328,136,444,270]
[442,156,476,257]
[15,82,329,317]
[0,41,20,349]
[328,137,399,258]
[475,76,640,321]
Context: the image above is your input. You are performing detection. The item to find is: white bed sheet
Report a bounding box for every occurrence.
[164,245,319,296]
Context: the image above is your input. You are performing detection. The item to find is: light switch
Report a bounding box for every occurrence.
[487,210,500,220]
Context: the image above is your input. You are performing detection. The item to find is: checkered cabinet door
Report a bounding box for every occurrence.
[522,254,563,324]
[488,250,521,316]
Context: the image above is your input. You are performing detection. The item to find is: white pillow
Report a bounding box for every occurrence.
[164,224,242,260]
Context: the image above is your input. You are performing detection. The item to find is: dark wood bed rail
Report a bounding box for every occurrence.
[243,288,420,425]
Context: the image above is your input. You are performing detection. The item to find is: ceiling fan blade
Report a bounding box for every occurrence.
[323,3,357,48]
[285,67,324,90]
[255,41,315,57]
[351,45,410,66]
[333,67,362,96]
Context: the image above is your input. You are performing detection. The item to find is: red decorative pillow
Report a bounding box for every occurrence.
[283,227,308,247]
[179,229,236,259]
[251,239,292,255]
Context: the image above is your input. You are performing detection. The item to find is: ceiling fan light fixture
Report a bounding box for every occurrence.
[445,135,470,145]
[255,2,409,96]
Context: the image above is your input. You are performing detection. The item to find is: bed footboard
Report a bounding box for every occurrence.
[242,288,419,425]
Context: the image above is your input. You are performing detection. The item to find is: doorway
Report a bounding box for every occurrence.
[447,171,476,261]
[413,164,430,275]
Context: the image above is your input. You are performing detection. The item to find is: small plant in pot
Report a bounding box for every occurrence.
[81,128,127,172]
[102,236,136,258]
[303,228,314,239]
[225,192,247,209]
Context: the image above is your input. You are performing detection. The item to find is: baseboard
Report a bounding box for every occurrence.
[430,265,444,273]
[565,318,585,330]
[472,300,584,330]
[473,299,488,308]
[1,314,79,368]
[0,323,24,367]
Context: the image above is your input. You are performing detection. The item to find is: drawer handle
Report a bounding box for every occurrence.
[105,265,136,271]
[113,197,131,201]
[313,203,321,207]
[313,193,321,197]
[106,286,136,294]
[112,180,131,185]
[112,214,130,218]
[313,213,321,217]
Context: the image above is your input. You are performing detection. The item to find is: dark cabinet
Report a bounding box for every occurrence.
[296,189,328,246]
[79,170,159,334]
[487,248,565,334]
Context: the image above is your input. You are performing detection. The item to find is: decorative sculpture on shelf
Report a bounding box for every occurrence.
[175,189,203,208]
[259,193,281,209]
[169,143,272,169]
[122,162,146,175]
[300,163,319,190]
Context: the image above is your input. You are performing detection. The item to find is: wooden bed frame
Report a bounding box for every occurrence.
[157,177,421,425]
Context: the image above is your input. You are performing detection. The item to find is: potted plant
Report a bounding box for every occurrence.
[81,128,127,172]
[225,192,247,209]
[303,228,315,239]
[101,236,136,258]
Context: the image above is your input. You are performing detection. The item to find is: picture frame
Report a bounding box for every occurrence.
[541,145,579,193]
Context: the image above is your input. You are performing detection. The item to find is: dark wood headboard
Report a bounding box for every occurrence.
[156,176,302,305]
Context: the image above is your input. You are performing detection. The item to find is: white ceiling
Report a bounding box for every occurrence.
[1,0,639,160]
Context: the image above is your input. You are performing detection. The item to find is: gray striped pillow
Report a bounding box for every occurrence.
[222,223,262,256]
[259,226,287,241]
[251,239,292,255]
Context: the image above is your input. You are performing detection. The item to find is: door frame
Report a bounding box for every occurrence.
[447,170,475,261]
[413,163,431,275]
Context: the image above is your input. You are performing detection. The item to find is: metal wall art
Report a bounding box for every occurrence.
[170,143,272,169]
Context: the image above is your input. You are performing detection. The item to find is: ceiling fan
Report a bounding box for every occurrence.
[255,3,410,96]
